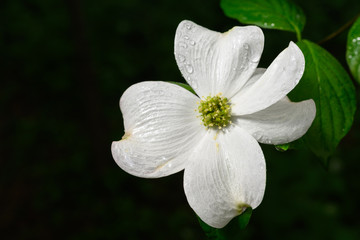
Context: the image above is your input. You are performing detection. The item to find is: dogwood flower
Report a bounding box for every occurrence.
[111,20,316,228]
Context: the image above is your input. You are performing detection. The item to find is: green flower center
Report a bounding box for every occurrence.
[197,93,232,129]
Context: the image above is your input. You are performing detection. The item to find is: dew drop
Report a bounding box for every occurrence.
[178,42,187,48]
[250,56,260,63]
[184,35,189,40]
[191,80,198,89]
[186,23,192,30]
[177,54,186,62]
[189,40,196,46]
[185,64,194,74]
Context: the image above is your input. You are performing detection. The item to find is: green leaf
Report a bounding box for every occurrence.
[220,0,305,39]
[198,208,252,240]
[237,207,252,230]
[289,40,356,165]
[346,16,360,83]
[169,81,196,95]
[275,143,290,152]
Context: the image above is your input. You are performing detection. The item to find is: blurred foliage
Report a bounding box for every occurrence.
[346,16,360,83]
[1,0,360,239]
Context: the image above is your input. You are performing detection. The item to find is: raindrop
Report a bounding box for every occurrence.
[178,42,187,48]
[191,80,198,89]
[250,56,260,63]
[185,64,194,74]
[177,54,186,62]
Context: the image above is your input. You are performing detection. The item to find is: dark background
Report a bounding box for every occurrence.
[1,0,360,239]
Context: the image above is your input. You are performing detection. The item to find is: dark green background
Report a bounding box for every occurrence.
[2,0,360,239]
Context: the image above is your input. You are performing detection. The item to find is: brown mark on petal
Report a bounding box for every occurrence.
[236,203,250,214]
[155,158,173,171]
[121,132,131,140]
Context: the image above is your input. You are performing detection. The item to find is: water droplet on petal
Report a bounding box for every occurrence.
[186,23,192,30]
[191,80,198,89]
[178,42,187,48]
[184,35,189,40]
[189,40,196,46]
[177,54,186,62]
[243,43,249,50]
[185,64,194,74]
[250,56,260,63]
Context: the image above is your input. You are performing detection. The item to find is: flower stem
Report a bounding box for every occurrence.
[318,13,360,45]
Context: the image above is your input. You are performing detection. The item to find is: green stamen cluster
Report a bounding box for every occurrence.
[197,93,232,129]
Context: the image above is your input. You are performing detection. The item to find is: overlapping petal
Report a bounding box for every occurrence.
[231,42,305,115]
[184,126,266,228]
[235,98,316,145]
[174,20,264,98]
[111,81,204,178]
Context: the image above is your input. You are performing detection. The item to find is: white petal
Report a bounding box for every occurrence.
[235,98,316,145]
[184,127,266,228]
[174,20,264,98]
[111,81,205,178]
[232,42,305,115]
[240,68,266,92]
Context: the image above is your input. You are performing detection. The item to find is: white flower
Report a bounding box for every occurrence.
[111,20,316,228]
